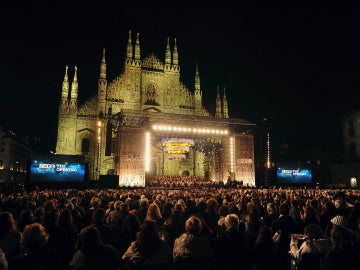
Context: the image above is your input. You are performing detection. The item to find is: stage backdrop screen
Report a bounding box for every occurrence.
[29,154,85,183]
[276,162,312,184]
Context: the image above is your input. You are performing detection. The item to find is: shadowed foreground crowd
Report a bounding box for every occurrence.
[0,186,360,270]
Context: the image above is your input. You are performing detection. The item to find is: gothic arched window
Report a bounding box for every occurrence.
[144,83,159,105]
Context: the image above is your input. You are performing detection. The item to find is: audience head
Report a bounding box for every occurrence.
[136,219,162,253]
[21,223,49,251]
[330,224,355,248]
[91,208,106,224]
[279,203,290,216]
[266,202,276,214]
[185,216,202,235]
[0,212,17,235]
[77,225,103,255]
[146,203,162,220]
[304,223,324,240]
[224,213,240,231]
[331,215,348,227]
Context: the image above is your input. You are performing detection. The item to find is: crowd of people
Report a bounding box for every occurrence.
[0,183,359,270]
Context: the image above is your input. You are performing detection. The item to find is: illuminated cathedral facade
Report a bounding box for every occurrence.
[56,30,256,187]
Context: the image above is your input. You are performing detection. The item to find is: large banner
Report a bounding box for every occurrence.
[118,127,145,187]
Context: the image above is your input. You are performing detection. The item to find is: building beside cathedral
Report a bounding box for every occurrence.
[56,30,256,187]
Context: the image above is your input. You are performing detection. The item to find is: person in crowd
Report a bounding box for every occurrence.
[42,200,70,264]
[33,206,45,224]
[289,199,302,225]
[145,203,165,231]
[66,202,83,233]
[90,207,115,246]
[9,223,67,270]
[245,206,265,255]
[271,203,301,255]
[122,219,172,270]
[17,209,34,233]
[106,199,123,231]
[105,200,115,218]
[182,199,197,222]
[214,213,250,270]
[203,198,219,237]
[299,206,321,232]
[0,248,8,270]
[252,225,289,270]
[216,204,229,233]
[325,214,349,237]
[162,203,185,251]
[289,223,331,270]
[117,203,142,256]
[0,212,21,261]
[161,201,174,221]
[56,207,78,263]
[137,197,149,224]
[81,196,102,228]
[173,215,215,270]
[319,199,336,234]
[348,201,360,232]
[323,225,360,270]
[333,199,349,219]
[70,196,86,222]
[69,224,122,270]
[263,202,278,227]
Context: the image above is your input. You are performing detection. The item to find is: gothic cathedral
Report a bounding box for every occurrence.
[56,30,256,187]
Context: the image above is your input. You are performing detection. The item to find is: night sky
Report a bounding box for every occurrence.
[1,3,360,160]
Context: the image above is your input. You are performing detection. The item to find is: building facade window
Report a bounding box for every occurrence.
[81,138,90,153]
[349,142,357,161]
[347,119,355,137]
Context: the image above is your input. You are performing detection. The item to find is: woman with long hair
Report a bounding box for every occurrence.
[122,219,172,270]
[0,212,21,261]
[323,225,360,270]
[9,223,66,270]
[253,225,288,270]
[70,225,121,270]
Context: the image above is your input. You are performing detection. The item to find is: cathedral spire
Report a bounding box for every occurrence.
[215,85,222,118]
[172,38,180,73]
[126,30,133,64]
[194,62,200,93]
[222,87,229,118]
[61,65,69,101]
[173,37,178,66]
[134,32,141,64]
[100,48,106,79]
[69,66,78,109]
[165,37,171,69]
[194,63,202,114]
[98,49,108,116]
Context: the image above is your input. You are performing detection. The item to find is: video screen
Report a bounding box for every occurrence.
[29,154,85,183]
[276,162,312,184]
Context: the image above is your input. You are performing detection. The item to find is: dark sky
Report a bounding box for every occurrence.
[1,3,360,159]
